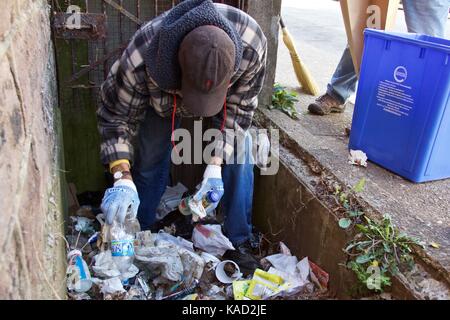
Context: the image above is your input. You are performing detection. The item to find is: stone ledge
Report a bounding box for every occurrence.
[253,105,450,299]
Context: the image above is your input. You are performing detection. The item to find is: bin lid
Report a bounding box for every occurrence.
[364,29,450,53]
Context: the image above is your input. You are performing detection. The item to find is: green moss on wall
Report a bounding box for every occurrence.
[54,0,107,193]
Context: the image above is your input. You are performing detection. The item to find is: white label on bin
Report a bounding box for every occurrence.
[376,79,414,118]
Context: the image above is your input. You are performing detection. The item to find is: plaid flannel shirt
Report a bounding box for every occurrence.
[97,4,267,165]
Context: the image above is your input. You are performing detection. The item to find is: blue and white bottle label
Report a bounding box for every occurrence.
[111,239,134,256]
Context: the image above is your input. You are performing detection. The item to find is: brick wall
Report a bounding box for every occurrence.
[0,0,66,299]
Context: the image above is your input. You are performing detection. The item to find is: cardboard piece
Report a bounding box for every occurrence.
[340,0,400,75]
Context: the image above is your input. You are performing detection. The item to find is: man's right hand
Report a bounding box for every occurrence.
[101,179,140,225]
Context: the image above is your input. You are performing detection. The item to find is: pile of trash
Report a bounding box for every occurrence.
[65,186,329,301]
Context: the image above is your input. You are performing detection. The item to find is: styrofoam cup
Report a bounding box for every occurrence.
[215,260,242,284]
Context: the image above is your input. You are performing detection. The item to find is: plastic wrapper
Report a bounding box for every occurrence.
[245,269,284,300]
[178,245,205,285]
[200,252,221,271]
[191,224,235,257]
[135,241,184,282]
[264,253,299,275]
[204,284,227,300]
[92,250,121,278]
[233,280,251,300]
[348,149,368,167]
[262,254,312,298]
[92,250,138,279]
[279,241,292,256]
[126,285,148,300]
[156,231,195,252]
[309,260,330,290]
[71,216,96,234]
[91,277,126,295]
[136,230,156,248]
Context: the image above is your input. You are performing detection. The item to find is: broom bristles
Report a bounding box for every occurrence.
[282,29,319,96]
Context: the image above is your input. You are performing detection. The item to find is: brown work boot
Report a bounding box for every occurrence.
[308,93,346,115]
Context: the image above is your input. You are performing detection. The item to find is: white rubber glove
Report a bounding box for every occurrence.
[101,179,140,225]
[193,165,224,214]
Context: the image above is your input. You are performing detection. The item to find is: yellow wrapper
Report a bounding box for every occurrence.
[233,280,251,300]
[245,269,284,300]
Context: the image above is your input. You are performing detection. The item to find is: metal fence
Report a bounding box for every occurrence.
[52,0,248,99]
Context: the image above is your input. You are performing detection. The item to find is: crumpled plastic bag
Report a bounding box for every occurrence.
[279,242,292,255]
[92,250,139,279]
[91,277,126,295]
[136,230,156,248]
[92,250,121,278]
[204,284,227,300]
[191,224,235,257]
[135,241,184,282]
[121,264,140,280]
[296,257,311,282]
[264,254,299,275]
[126,285,148,300]
[156,231,195,252]
[71,216,95,234]
[348,149,368,167]
[200,252,221,271]
[263,252,312,298]
[134,238,204,285]
[101,277,126,295]
[267,266,307,298]
[178,245,205,285]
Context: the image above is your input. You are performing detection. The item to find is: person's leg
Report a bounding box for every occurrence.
[403,0,449,37]
[222,131,254,246]
[132,107,179,230]
[327,46,358,104]
[309,46,358,115]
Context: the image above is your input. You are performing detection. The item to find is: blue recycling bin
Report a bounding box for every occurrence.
[349,29,450,183]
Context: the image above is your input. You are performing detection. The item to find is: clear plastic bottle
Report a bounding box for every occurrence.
[109,212,141,283]
[179,191,220,216]
[66,249,92,293]
[202,191,220,209]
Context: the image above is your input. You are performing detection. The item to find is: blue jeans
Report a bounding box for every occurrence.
[132,108,254,246]
[327,0,449,103]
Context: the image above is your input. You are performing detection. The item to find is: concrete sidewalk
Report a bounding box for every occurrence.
[270,0,450,296]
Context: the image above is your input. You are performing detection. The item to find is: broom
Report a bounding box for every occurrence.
[279,16,319,96]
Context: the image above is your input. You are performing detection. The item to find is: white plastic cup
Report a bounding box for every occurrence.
[215,260,242,284]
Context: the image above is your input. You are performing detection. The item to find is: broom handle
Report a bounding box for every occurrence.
[279,16,286,29]
[279,16,306,84]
